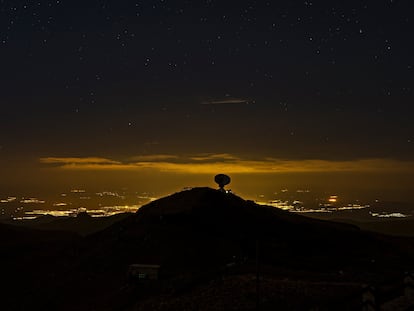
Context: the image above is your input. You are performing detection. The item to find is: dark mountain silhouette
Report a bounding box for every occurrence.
[0,223,80,310]
[101,189,414,278]
[2,187,414,310]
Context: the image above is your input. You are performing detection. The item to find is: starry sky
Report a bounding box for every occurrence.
[1,0,413,199]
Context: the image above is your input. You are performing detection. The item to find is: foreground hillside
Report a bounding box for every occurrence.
[2,188,414,310]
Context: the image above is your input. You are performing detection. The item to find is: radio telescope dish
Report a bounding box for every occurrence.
[214,174,231,191]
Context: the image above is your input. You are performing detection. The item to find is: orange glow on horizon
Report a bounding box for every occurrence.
[39,154,414,175]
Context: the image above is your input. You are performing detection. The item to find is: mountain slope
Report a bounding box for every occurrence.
[3,187,414,311]
[78,188,412,273]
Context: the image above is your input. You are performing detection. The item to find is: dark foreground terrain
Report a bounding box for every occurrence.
[2,188,414,310]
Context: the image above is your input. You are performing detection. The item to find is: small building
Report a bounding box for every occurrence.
[128,264,161,280]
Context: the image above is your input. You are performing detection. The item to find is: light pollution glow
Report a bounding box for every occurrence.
[40,154,414,174]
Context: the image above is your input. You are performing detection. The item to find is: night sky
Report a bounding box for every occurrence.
[1,0,413,199]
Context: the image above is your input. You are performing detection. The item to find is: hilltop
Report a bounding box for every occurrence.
[85,188,411,274]
[2,187,414,310]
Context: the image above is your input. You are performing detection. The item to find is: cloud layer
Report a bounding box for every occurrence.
[39,154,414,174]
[201,98,251,105]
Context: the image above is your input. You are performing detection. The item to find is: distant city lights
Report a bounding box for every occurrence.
[370,212,411,218]
[0,187,412,221]
[328,195,338,203]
